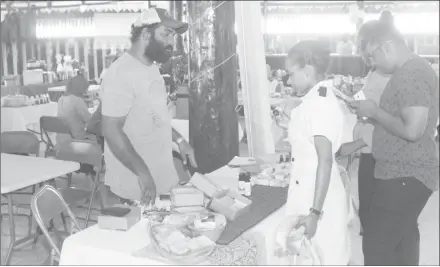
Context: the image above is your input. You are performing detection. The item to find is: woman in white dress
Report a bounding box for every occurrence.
[278,40,351,265]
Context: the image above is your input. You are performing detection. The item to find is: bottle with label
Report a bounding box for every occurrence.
[244,172,252,197]
[30,96,35,105]
[238,172,246,195]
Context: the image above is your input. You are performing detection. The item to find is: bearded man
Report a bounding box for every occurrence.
[101,8,197,205]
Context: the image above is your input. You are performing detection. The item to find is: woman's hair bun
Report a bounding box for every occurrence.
[379,10,394,26]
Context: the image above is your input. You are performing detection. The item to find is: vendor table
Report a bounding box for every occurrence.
[1,103,58,133]
[58,165,281,265]
[1,153,80,265]
[48,85,101,102]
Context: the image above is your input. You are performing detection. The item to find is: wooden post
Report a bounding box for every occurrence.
[93,42,98,81]
[12,42,18,76]
[84,38,90,80]
[36,42,41,60]
[55,40,60,57]
[101,43,107,70]
[73,40,80,60]
[1,43,8,76]
[46,40,53,72]
[175,0,184,53]
[356,1,365,33]
[21,42,27,72]
[30,42,35,59]
[188,1,239,174]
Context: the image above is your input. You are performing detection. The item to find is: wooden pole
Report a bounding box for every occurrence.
[36,42,41,60]
[175,0,183,53]
[84,38,90,80]
[93,43,98,81]
[21,42,27,73]
[188,1,239,174]
[1,43,8,76]
[12,42,18,76]
[73,40,80,61]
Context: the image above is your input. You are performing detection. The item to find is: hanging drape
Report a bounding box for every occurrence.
[36,11,95,39]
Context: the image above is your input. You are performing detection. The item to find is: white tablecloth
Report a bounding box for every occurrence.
[1,153,80,194]
[59,165,277,265]
[1,103,58,133]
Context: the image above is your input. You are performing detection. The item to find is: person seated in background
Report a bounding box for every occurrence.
[56,75,96,146]
[267,64,283,94]
[336,34,355,55]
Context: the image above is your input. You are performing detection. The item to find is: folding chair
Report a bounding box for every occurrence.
[31,185,82,265]
[0,131,41,236]
[55,140,104,228]
[39,116,72,158]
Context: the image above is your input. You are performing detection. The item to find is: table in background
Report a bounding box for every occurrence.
[1,103,58,133]
[48,85,101,102]
[1,153,80,265]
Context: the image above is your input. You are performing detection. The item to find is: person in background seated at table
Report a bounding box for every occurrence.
[275,40,350,265]
[267,64,282,94]
[351,19,439,266]
[337,34,355,56]
[101,8,197,206]
[56,75,96,146]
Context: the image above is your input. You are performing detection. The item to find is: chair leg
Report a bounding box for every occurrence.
[84,172,101,228]
[67,173,72,188]
[60,212,68,233]
[32,226,42,249]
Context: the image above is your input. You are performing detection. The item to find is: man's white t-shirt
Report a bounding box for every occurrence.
[101,53,179,200]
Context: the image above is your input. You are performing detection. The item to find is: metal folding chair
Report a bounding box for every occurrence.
[0,131,41,236]
[55,140,104,228]
[39,116,72,158]
[31,185,82,265]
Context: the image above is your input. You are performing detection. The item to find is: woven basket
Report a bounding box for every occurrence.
[149,224,215,264]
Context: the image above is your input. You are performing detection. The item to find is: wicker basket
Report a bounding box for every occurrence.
[149,224,215,264]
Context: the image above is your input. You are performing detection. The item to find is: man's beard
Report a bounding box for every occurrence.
[144,37,173,64]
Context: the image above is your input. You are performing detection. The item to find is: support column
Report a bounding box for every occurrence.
[36,42,41,60]
[83,38,90,80]
[12,42,18,76]
[188,0,239,174]
[235,1,275,157]
[1,43,8,76]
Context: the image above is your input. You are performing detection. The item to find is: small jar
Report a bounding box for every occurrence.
[238,172,246,195]
[244,172,252,197]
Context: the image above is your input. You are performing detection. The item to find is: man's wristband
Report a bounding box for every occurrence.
[176,137,185,145]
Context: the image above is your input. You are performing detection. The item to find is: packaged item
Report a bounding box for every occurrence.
[98,205,141,231]
[171,187,204,207]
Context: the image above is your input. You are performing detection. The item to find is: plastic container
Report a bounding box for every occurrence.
[187,212,227,242]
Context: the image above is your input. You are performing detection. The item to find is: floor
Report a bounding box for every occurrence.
[1,141,438,265]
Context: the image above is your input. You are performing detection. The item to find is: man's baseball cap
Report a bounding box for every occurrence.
[133,8,188,34]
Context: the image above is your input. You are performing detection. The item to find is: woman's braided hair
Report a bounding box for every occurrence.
[287,40,331,78]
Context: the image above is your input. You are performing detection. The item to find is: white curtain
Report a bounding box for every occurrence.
[235,1,275,157]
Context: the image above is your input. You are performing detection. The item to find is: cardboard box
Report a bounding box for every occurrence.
[98,205,141,231]
[170,187,204,207]
[189,172,252,221]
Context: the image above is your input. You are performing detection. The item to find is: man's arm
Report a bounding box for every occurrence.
[372,106,429,142]
[312,135,333,212]
[102,115,152,177]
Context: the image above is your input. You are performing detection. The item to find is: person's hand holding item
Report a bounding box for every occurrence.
[138,173,156,205]
[177,139,198,168]
[350,99,379,118]
[297,214,319,239]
